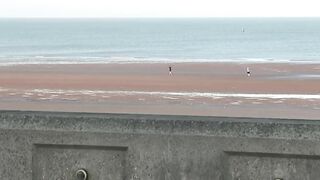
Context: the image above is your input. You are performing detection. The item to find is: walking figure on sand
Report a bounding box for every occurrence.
[246,67,251,77]
[169,66,172,75]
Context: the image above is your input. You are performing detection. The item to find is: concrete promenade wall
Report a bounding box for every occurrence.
[0,111,320,180]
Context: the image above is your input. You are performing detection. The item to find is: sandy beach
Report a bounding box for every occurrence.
[0,62,319,119]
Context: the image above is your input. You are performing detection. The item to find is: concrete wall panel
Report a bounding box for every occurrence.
[0,111,319,180]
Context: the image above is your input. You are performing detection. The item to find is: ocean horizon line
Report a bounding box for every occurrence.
[1,17,320,19]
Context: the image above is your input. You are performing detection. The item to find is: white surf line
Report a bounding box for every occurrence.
[1,87,320,100]
[162,96,180,100]
[0,87,9,92]
[29,89,320,100]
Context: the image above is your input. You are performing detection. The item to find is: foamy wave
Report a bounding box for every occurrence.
[30,89,320,100]
[0,56,319,66]
[1,87,319,100]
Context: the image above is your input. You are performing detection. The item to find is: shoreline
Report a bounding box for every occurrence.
[1,57,320,67]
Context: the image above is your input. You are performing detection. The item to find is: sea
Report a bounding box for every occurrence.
[0,18,320,65]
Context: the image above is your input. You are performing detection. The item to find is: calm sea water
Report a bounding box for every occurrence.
[0,18,320,64]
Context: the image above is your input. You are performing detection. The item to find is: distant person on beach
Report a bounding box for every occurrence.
[169,66,172,75]
[246,67,251,76]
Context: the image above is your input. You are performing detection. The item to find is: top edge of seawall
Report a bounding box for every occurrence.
[0,110,320,140]
[0,110,318,124]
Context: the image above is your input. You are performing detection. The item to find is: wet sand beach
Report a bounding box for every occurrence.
[0,62,319,119]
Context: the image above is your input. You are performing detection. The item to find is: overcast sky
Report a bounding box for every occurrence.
[1,0,320,18]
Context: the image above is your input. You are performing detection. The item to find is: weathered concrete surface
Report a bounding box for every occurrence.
[0,111,320,180]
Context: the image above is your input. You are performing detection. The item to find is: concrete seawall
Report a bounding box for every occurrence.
[0,111,320,180]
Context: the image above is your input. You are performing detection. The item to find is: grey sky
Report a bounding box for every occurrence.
[0,0,320,18]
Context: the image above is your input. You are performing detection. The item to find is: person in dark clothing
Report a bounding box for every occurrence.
[246,67,251,77]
